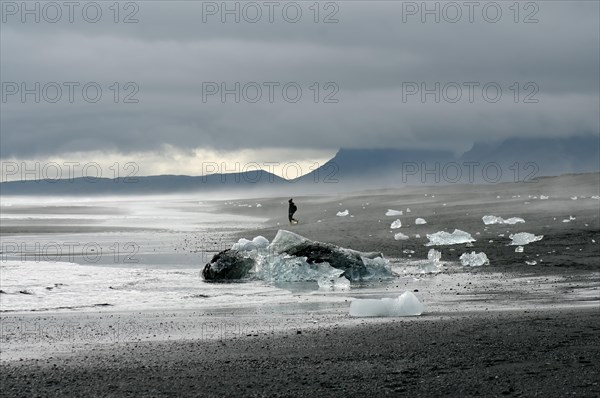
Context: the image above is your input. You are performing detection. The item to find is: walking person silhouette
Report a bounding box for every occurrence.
[288,198,298,224]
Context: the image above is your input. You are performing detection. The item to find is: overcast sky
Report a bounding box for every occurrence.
[1,1,598,178]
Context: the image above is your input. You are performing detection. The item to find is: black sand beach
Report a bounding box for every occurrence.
[1,308,599,397]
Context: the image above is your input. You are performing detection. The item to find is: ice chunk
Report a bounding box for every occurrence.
[406,208,411,213]
[386,209,403,216]
[268,230,309,254]
[415,218,427,225]
[426,229,475,246]
[349,292,424,317]
[525,260,537,265]
[390,219,402,229]
[540,195,549,200]
[416,249,442,273]
[356,256,394,281]
[394,232,409,240]
[482,215,525,225]
[415,234,421,238]
[592,196,600,200]
[571,196,578,200]
[403,249,415,254]
[318,276,350,290]
[232,236,269,251]
[256,255,343,283]
[459,252,489,266]
[509,232,543,246]
[515,246,524,253]
[336,210,349,217]
[256,203,262,207]
[428,249,442,263]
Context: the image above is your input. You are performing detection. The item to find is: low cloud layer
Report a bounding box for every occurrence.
[1,1,598,170]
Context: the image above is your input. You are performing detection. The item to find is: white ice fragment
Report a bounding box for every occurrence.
[390,219,402,229]
[406,208,411,213]
[459,252,489,267]
[415,218,427,225]
[394,232,409,241]
[256,203,262,207]
[482,215,525,225]
[403,249,415,254]
[571,196,578,200]
[349,292,424,317]
[525,260,537,265]
[540,195,549,200]
[416,249,442,273]
[515,246,524,253]
[386,209,403,216]
[427,249,442,263]
[415,234,421,238]
[426,229,475,246]
[509,232,543,246]
[232,236,269,251]
[336,210,349,217]
[592,196,600,200]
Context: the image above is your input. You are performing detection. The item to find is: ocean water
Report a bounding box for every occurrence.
[1,196,312,313]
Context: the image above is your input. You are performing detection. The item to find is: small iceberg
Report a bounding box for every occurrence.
[336,210,350,217]
[203,230,392,282]
[386,209,403,216]
[390,219,402,229]
[459,252,489,267]
[482,215,525,225]
[349,292,424,317]
[509,232,543,246]
[418,249,442,273]
[426,229,475,246]
[415,218,427,225]
[394,232,409,241]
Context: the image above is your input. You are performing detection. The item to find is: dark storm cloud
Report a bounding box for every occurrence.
[1,1,598,159]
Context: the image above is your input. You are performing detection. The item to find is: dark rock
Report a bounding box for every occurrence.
[202,249,255,281]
